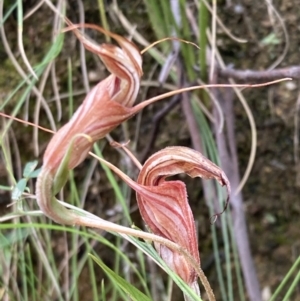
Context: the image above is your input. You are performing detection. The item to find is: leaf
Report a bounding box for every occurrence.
[125,236,203,301]
[90,254,152,301]
[23,160,39,178]
[27,167,41,178]
[12,178,27,201]
[0,229,29,248]
[261,33,280,46]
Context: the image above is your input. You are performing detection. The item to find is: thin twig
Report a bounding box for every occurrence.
[17,0,38,80]
[140,95,180,162]
[211,80,262,301]
[77,0,90,92]
[0,2,56,134]
[264,0,289,70]
[219,65,300,82]
[294,91,300,187]
[50,0,65,121]
[193,0,247,43]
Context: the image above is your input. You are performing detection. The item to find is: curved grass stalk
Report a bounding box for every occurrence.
[265,0,289,70]
[269,255,300,301]
[206,29,257,195]
[17,0,38,80]
[194,0,247,44]
[0,1,57,134]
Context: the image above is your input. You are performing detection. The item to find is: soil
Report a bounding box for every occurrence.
[218,1,300,299]
[1,0,300,300]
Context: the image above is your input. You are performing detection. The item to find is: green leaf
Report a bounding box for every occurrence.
[90,254,153,301]
[0,229,29,248]
[260,33,280,45]
[23,160,39,178]
[12,178,27,200]
[27,167,42,179]
[124,236,203,301]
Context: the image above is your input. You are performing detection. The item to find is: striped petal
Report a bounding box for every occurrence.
[135,146,230,289]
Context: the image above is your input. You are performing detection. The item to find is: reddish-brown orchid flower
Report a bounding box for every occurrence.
[43,23,143,175]
[133,146,230,293]
[100,144,230,296]
[36,24,145,224]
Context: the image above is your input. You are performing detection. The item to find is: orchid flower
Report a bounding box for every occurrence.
[36,24,145,223]
[109,146,230,297]
[43,23,143,175]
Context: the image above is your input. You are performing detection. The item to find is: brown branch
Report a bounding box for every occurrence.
[219,65,300,82]
[211,73,262,301]
[139,94,180,162]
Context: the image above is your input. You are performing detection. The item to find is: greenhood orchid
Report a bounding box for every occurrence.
[35,22,231,301]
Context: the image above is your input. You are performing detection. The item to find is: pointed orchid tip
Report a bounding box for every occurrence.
[210,194,231,224]
[210,214,218,225]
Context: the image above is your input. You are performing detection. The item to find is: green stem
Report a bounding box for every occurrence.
[269,255,300,301]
